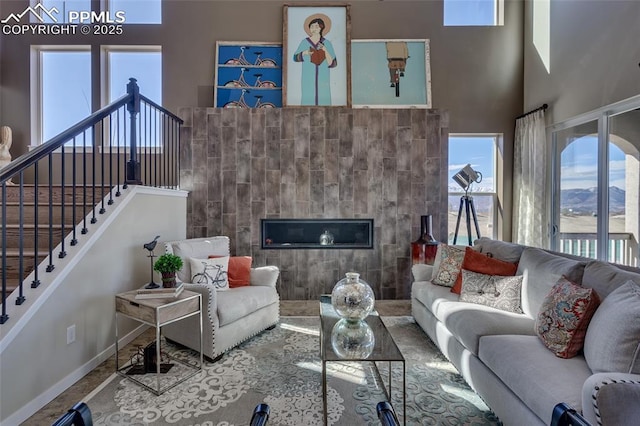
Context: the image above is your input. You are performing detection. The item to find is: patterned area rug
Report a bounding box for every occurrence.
[86,317,501,425]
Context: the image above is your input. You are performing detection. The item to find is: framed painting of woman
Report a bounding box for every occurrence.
[283,4,351,107]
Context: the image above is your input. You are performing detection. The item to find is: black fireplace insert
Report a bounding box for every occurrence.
[261,218,374,249]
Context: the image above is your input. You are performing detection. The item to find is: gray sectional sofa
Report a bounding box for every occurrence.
[411,237,640,426]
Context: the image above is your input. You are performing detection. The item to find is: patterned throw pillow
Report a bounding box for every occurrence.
[535,276,600,359]
[451,246,519,294]
[459,269,524,313]
[210,255,252,288]
[189,256,230,291]
[432,244,466,287]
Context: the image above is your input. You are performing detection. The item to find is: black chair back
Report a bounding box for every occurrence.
[250,403,270,426]
[551,402,591,426]
[377,401,400,426]
[51,402,93,426]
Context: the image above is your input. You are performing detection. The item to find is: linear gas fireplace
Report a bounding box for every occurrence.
[261,219,374,249]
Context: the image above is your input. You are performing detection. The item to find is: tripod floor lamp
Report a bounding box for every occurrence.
[452,164,482,246]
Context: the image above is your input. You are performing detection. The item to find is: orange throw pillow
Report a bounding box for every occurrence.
[209,255,252,288]
[451,247,518,294]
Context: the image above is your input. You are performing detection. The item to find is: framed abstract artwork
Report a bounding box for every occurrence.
[283,4,351,107]
[351,39,432,108]
[214,41,283,108]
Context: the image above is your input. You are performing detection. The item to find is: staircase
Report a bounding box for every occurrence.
[0,184,114,298]
[1,77,183,326]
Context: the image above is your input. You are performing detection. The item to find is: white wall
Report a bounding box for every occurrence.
[523,0,640,124]
[0,187,187,424]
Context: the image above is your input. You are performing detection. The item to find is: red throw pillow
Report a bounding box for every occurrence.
[451,247,518,294]
[209,255,252,288]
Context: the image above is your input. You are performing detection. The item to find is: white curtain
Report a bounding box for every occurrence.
[512,109,549,248]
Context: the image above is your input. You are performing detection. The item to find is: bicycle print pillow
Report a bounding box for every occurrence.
[189,256,230,291]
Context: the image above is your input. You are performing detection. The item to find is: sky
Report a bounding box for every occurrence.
[560,136,626,190]
[448,136,495,193]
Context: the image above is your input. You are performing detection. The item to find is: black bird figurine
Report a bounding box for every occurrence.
[144,235,160,253]
[144,235,161,289]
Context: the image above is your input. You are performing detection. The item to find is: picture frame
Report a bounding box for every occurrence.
[214,41,283,108]
[351,39,432,108]
[283,4,351,107]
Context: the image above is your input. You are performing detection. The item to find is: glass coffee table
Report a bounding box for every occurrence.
[319,295,405,425]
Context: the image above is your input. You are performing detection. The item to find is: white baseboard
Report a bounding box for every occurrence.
[1,324,147,426]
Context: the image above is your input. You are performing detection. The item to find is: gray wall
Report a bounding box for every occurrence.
[0,0,524,239]
[180,107,448,300]
[523,0,640,124]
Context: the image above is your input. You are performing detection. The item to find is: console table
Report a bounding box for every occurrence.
[114,289,203,395]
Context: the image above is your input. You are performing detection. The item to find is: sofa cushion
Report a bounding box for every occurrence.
[451,246,519,294]
[473,237,526,263]
[584,280,640,374]
[479,335,593,418]
[190,256,230,290]
[516,247,586,318]
[432,244,466,287]
[169,237,230,282]
[216,285,279,326]
[535,276,600,358]
[211,255,252,288]
[459,270,524,314]
[434,299,535,355]
[581,260,640,300]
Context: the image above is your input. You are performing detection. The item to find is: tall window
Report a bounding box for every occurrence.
[103,47,162,146]
[32,46,91,145]
[104,47,161,104]
[551,98,640,267]
[444,0,503,26]
[448,135,498,244]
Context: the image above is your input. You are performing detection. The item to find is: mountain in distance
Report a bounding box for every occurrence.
[560,186,625,215]
[448,186,625,215]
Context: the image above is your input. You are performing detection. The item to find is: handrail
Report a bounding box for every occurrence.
[0,94,130,183]
[139,93,183,122]
[1,78,183,325]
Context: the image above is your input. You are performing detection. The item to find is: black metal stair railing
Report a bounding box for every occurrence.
[0,78,183,325]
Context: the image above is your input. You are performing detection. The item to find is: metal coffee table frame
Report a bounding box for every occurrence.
[319,295,406,425]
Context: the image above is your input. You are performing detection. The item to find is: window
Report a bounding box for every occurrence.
[31,0,161,24]
[31,46,91,145]
[104,47,161,104]
[444,0,503,26]
[103,46,162,146]
[31,0,91,23]
[551,97,640,267]
[448,135,498,244]
[107,0,161,24]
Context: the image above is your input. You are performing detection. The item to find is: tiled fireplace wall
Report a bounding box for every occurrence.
[178,107,448,300]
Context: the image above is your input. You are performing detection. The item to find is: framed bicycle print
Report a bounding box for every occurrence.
[351,39,432,108]
[214,41,283,108]
[283,4,351,107]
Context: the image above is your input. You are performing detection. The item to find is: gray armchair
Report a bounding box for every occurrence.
[161,236,279,361]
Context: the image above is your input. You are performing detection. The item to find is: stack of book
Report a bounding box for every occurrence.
[135,282,184,299]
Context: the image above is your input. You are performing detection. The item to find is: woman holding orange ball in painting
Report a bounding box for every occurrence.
[292,13,337,106]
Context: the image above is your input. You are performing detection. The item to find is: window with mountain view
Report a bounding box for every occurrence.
[448,135,498,244]
[552,106,639,267]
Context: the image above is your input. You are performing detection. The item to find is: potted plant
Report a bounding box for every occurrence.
[153,254,184,288]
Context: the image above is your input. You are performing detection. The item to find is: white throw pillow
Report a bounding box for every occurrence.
[189,256,230,291]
